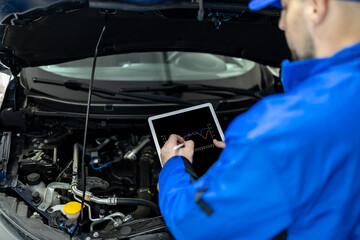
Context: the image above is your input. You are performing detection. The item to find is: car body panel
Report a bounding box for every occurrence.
[0,0,289,72]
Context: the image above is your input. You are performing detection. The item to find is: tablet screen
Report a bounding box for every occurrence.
[148,103,224,177]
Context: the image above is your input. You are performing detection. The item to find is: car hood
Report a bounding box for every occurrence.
[0,0,290,73]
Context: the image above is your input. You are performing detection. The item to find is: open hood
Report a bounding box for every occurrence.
[0,0,290,73]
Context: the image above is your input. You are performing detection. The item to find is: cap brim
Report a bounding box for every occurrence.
[248,0,282,10]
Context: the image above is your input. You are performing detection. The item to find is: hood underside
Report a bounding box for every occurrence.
[0,0,290,71]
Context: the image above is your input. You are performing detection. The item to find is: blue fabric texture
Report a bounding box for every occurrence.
[158,42,360,239]
[248,0,282,10]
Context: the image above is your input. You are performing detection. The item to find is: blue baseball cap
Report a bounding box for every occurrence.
[248,0,282,10]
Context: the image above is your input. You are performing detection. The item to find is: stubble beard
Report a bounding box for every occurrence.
[288,31,316,61]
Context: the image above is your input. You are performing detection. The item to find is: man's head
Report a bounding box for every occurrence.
[249,0,360,61]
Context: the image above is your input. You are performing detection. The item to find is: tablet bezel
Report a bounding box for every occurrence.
[148,103,225,167]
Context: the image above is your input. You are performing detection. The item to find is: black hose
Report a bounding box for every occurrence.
[130,191,152,219]
[115,198,160,216]
[59,195,72,203]
[139,148,152,188]
[129,147,154,219]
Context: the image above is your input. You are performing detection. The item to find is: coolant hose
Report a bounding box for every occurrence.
[130,147,154,218]
[139,147,152,188]
[115,198,160,215]
[130,190,152,219]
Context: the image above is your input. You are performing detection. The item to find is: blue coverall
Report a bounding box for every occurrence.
[158,42,360,239]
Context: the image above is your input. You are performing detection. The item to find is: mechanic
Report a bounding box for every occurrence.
[158,0,360,239]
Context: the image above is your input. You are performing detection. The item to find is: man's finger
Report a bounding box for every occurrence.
[166,134,183,147]
[168,134,185,144]
[213,139,226,149]
[185,140,194,148]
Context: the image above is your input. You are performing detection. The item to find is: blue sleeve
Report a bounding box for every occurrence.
[158,139,292,240]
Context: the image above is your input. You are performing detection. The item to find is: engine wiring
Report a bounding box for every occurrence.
[90,156,113,170]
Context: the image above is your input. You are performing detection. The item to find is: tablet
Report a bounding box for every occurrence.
[148,103,224,177]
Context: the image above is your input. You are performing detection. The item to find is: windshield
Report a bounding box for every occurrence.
[39,51,256,81]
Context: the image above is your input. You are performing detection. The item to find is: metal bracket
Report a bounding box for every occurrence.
[38,182,70,211]
[12,181,50,219]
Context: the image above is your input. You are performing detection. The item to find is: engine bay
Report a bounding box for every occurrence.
[0,116,170,239]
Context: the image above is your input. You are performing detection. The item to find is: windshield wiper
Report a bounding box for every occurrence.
[119,83,262,100]
[32,78,193,106]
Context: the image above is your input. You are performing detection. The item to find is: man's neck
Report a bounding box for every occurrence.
[315,39,360,59]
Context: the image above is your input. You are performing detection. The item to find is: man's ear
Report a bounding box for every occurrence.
[308,0,329,25]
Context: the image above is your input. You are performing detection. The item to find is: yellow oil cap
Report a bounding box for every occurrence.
[64,201,82,215]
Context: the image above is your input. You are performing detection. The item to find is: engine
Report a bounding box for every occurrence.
[2,117,169,239]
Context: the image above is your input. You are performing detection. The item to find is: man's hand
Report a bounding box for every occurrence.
[161,134,194,166]
[213,139,226,149]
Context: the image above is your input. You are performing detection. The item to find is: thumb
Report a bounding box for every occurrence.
[213,139,226,149]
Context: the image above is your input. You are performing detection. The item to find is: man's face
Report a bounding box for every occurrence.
[278,0,315,60]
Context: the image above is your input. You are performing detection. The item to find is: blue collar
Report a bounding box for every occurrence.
[281,42,360,92]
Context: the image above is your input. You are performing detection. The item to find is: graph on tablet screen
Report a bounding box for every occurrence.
[161,123,218,152]
[149,104,224,176]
